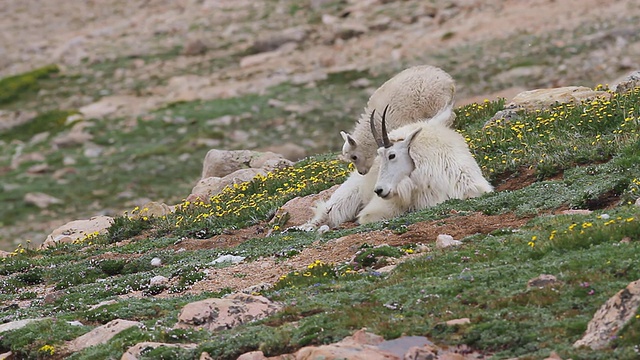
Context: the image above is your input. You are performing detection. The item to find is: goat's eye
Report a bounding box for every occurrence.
[389,154,396,160]
[351,155,358,161]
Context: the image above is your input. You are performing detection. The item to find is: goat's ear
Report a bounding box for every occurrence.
[404,128,422,147]
[341,131,357,146]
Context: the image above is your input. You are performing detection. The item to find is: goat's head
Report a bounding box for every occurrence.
[370,105,422,199]
[340,129,374,175]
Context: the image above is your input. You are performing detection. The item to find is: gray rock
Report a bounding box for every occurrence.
[121,342,197,360]
[527,274,560,288]
[261,143,307,162]
[67,319,141,352]
[435,234,462,248]
[0,318,49,334]
[0,110,37,132]
[42,215,114,248]
[150,275,169,286]
[175,293,283,331]
[251,27,308,53]
[506,86,611,111]
[574,279,640,349]
[182,39,207,56]
[24,192,62,209]
[610,70,640,94]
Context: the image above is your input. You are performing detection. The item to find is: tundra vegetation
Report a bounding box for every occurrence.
[0,65,639,358]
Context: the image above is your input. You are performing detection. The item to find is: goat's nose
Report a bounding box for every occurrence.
[374,188,383,196]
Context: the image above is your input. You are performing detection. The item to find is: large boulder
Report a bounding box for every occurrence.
[42,215,114,248]
[261,143,307,162]
[610,70,640,94]
[574,279,640,350]
[66,319,141,352]
[487,86,612,126]
[24,192,62,209]
[121,342,197,360]
[190,168,265,201]
[270,185,339,228]
[200,149,292,179]
[175,293,282,332]
[506,86,611,111]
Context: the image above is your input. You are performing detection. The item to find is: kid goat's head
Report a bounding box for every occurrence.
[340,130,371,175]
[370,105,422,199]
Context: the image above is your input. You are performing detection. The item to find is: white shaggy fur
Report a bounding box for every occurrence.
[357,119,493,224]
[341,65,456,175]
[301,107,492,230]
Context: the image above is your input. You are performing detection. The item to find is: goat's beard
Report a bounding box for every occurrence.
[395,176,415,208]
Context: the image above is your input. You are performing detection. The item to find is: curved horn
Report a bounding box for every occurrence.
[381,104,391,148]
[369,109,384,148]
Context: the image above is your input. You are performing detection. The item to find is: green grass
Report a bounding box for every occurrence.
[1,83,639,358]
[0,64,59,105]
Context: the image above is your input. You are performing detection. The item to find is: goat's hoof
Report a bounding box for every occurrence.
[288,223,317,232]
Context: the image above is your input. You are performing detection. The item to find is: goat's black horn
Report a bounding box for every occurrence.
[381,104,391,148]
[369,109,384,148]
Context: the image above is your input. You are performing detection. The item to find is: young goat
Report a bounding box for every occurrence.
[341,65,456,175]
[301,105,491,230]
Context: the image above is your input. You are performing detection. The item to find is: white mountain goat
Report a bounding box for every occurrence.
[356,105,494,224]
[300,105,492,230]
[341,65,456,175]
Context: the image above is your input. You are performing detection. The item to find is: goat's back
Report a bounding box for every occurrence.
[367,65,456,128]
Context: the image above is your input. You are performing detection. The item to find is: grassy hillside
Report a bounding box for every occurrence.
[0,84,639,359]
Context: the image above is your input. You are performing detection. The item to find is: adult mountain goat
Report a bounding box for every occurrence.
[341,65,456,175]
[301,105,492,229]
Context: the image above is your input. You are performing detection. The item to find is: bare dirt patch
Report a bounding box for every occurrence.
[184,211,530,295]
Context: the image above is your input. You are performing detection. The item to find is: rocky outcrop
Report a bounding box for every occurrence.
[506,86,611,111]
[271,184,339,229]
[121,342,197,360]
[527,274,560,289]
[610,70,640,94]
[24,192,62,209]
[42,215,114,248]
[66,319,141,352]
[487,86,612,126]
[175,293,283,332]
[574,279,640,350]
[0,318,49,334]
[235,329,484,359]
[200,149,291,179]
[435,234,462,248]
[189,149,293,201]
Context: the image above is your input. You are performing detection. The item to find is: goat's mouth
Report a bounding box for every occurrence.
[358,169,368,175]
[375,190,391,199]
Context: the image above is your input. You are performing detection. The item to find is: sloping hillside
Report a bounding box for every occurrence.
[0,1,640,359]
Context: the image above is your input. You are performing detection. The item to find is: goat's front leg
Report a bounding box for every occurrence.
[357,196,405,225]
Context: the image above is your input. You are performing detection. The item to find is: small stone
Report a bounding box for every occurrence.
[211,254,246,265]
[562,209,592,215]
[436,234,462,248]
[635,197,640,207]
[24,192,62,209]
[151,257,162,267]
[182,39,207,56]
[527,274,559,288]
[150,276,169,286]
[445,318,471,326]
[317,225,330,234]
[242,282,272,294]
[600,213,610,220]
